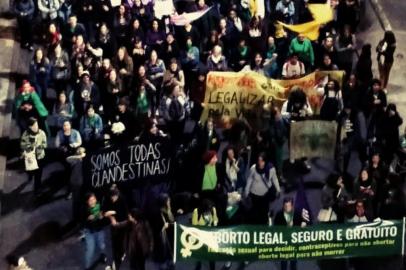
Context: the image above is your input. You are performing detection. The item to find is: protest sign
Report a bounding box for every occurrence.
[83,137,172,188]
[154,0,175,19]
[290,120,338,160]
[200,71,345,126]
[175,219,405,262]
[199,71,286,127]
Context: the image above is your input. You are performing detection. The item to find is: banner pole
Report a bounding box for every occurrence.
[402,217,405,256]
[173,222,177,264]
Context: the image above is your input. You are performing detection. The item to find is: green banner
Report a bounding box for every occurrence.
[175,219,405,262]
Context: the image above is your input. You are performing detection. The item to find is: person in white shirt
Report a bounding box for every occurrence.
[282,53,305,79]
[347,200,369,223]
[245,153,280,224]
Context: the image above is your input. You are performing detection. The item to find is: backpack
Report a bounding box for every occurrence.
[168,97,184,121]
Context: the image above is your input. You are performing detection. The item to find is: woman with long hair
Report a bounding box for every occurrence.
[29,48,51,100]
[244,153,281,224]
[355,44,373,87]
[376,30,396,90]
[113,46,134,93]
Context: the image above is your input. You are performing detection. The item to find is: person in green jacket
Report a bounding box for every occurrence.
[199,150,228,226]
[14,80,49,134]
[289,33,315,71]
[201,150,219,191]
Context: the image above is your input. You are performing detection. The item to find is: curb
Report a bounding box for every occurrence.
[0,18,17,243]
[368,0,392,31]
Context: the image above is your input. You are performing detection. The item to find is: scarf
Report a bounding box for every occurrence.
[87,115,97,128]
[255,162,272,179]
[89,203,101,218]
[284,211,294,226]
[239,46,248,57]
[266,46,276,58]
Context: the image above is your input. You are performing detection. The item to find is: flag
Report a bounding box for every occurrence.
[278,20,321,41]
[277,1,334,40]
[294,177,313,225]
[170,7,212,26]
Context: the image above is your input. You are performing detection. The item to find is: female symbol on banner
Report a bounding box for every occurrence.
[180,228,205,258]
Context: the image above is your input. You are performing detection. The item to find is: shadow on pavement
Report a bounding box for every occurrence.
[5,221,62,259]
[1,169,68,216]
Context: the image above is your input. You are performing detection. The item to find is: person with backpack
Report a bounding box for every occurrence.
[281,53,305,79]
[159,84,189,144]
[320,79,343,121]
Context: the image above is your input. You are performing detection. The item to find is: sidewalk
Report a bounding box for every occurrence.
[359,0,406,131]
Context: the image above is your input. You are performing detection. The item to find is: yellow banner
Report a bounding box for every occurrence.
[200,71,345,126]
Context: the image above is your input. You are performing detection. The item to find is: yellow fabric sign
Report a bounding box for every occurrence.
[308,3,334,24]
[200,71,345,125]
[278,21,321,41]
[277,2,334,40]
[200,72,285,125]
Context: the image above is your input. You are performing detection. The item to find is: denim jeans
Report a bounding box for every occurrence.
[84,228,106,269]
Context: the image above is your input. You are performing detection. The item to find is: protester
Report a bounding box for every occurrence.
[151,193,175,270]
[50,91,75,129]
[13,0,35,51]
[14,80,48,133]
[20,117,47,195]
[55,120,82,157]
[320,79,343,121]
[223,146,246,193]
[104,185,129,270]
[79,104,103,147]
[66,147,86,220]
[281,53,305,79]
[192,199,218,270]
[81,193,111,269]
[110,208,154,270]
[29,48,51,101]
[274,198,301,270]
[289,33,315,71]
[245,153,281,224]
[377,30,396,90]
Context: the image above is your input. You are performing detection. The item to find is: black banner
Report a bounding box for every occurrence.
[83,137,172,188]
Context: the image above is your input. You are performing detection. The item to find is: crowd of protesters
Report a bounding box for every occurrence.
[9,0,406,269]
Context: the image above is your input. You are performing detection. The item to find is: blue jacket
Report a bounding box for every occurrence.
[55,129,82,149]
[79,114,103,141]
